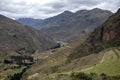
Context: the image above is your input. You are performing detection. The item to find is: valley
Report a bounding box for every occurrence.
[0,2,120,80]
[20,8,120,80]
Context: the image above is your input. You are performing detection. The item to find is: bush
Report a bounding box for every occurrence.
[70,72,92,80]
[4,59,13,64]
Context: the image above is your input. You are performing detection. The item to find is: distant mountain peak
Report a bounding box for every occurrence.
[63,10,73,14]
[76,8,111,14]
[92,8,102,10]
[57,10,73,17]
[91,8,112,13]
[76,9,87,14]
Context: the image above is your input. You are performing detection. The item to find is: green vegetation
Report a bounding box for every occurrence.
[70,72,92,80]
[0,64,25,80]
[85,48,120,76]
[0,54,31,80]
[70,72,120,80]
[0,53,5,62]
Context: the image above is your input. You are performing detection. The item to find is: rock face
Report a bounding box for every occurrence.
[102,31,117,41]
[0,14,57,55]
[68,8,120,60]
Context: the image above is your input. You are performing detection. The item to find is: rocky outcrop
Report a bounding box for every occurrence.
[102,31,117,41]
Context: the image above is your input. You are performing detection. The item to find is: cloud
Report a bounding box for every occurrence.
[68,0,101,6]
[0,0,120,19]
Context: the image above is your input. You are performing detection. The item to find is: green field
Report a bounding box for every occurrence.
[84,48,120,76]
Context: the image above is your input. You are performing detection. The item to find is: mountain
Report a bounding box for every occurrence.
[22,9,120,80]
[16,18,44,29]
[68,8,120,60]
[21,9,120,80]
[16,8,112,42]
[41,8,112,42]
[0,14,57,55]
[16,11,74,30]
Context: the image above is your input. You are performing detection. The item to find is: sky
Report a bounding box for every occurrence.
[0,0,120,19]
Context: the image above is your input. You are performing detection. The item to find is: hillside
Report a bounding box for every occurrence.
[0,14,57,55]
[68,8,120,60]
[41,8,112,42]
[84,48,120,76]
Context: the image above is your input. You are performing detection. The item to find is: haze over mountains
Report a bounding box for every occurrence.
[17,8,113,42]
[0,15,57,55]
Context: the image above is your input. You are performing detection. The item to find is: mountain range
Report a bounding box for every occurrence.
[17,8,113,42]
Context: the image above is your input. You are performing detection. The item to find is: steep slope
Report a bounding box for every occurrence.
[68,8,120,60]
[41,8,112,42]
[0,14,57,55]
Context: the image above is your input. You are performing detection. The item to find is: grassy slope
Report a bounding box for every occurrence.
[21,44,74,80]
[84,48,120,76]
[53,48,120,80]
[21,38,87,80]
[23,48,120,80]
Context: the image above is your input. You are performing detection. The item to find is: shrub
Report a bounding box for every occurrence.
[70,72,92,80]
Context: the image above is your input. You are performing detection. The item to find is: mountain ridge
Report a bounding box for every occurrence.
[41,8,112,42]
[16,8,112,42]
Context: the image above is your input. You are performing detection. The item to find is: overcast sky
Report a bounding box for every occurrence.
[0,0,120,19]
